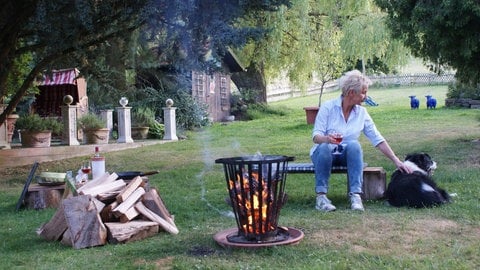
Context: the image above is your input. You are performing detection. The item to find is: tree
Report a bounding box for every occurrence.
[314,28,343,106]
[233,0,345,102]
[340,0,409,75]
[0,0,291,125]
[375,0,480,86]
[232,0,408,105]
[307,1,344,105]
[0,0,149,124]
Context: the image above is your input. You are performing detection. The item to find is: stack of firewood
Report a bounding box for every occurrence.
[37,172,178,249]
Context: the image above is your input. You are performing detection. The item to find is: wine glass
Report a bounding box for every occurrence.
[328,130,343,155]
[81,161,91,181]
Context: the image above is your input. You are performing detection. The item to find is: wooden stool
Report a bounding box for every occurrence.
[25,184,65,210]
[362,167,386,200]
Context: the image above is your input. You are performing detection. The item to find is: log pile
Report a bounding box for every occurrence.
[37,172,178,249]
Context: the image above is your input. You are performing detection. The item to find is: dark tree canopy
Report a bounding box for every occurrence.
[375,0,480,85]
[0,0,290,124]
[0,0,148,123]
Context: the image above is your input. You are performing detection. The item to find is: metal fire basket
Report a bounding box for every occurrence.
[215,155,294,242]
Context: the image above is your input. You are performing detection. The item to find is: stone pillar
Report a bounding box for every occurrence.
[117,106,133,143]
[0,105,9,149]
[163,99,178,141]
[100,109,114,139]
[61,104,80,146]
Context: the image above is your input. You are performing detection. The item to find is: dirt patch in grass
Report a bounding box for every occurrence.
[310,216,475,257]
[134,256,174,269]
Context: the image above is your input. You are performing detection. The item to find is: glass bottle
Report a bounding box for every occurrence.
[91,146,105,180]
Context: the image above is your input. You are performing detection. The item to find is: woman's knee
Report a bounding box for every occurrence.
[345,141,363,158]
[346,141,361,152]
[312,144,332,163]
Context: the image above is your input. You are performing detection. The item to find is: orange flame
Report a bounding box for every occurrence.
[229,172,275,235]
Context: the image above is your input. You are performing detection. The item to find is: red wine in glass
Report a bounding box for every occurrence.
[81,162,91,174]
[332,134,343,144]
[328,130,343,155]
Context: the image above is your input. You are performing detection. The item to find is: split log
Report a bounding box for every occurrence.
[37,203,68,241]
[62,195,107,249]
[116,176,145,203]
[112,187,145,217]
[60,228,72,246]
[76,172,109,193]
[135,201,179,235]
[104,221,159,244]
[100,201,119,222]
[79,179,126,198]
[77,172,118,193]
[119,206,140,223]
[92,197,106,213]
[96,191,121,202]
[142,188,174,225]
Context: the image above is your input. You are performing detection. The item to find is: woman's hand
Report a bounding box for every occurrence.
[395,160,413,174]
[313,134,341,144]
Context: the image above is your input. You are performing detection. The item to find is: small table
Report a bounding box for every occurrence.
[25,183,65,210]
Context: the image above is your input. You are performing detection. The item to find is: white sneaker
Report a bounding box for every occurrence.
[316,194,336,212]
[350,193,364,211]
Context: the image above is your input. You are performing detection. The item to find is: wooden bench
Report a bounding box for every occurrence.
[286,163,386,200]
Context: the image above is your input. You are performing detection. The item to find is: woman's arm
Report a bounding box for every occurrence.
[376,141,413,173]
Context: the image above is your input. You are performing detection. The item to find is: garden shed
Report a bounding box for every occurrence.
[191,49,245,122]
[35,68,88,117]
[191,71,231,122]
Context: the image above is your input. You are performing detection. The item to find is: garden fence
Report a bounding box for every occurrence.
[266,73,455,103]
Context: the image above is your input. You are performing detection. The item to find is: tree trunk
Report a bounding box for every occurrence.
[361,55,366,74]
[62,195,107,249]
[318,81,327,106]
[230,63,267,103]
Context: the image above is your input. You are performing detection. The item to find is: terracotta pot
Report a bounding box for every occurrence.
[83,128,109,144]
[303,106,319,125]
[20,130,52,148]
[131,126,149,140]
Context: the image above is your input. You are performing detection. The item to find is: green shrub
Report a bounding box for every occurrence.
[132,107,156,127]
[15,114,63,134]
[77,113,105,130]
[447,82,480,99]
[147,120,165,139]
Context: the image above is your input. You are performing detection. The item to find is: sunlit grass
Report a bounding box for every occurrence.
[1,85,479,269]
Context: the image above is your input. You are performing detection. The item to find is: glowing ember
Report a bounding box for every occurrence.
[229,171,274,235]
[216,155,293,242]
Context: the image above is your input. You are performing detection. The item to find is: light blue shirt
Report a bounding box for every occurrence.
[310,96,385,156]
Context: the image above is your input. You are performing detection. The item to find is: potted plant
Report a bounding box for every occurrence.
[131,107,155,140]
[77,113,109,144]
[15,114,63,147]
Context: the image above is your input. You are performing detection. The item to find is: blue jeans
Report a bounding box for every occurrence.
[310,140,364,194]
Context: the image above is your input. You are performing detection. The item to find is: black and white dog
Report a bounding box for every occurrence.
[386,153,450,208]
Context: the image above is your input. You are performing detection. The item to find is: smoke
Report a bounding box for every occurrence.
[195,129,235,218]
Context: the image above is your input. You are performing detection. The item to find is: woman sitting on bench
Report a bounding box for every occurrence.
[310,70,412,212]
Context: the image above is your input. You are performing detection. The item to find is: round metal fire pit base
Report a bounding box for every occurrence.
[213,227,304,248]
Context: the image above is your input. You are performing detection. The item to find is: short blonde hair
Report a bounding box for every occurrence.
[338,70,372,96]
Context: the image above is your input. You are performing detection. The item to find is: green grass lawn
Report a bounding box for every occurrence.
[1,85,479,269]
